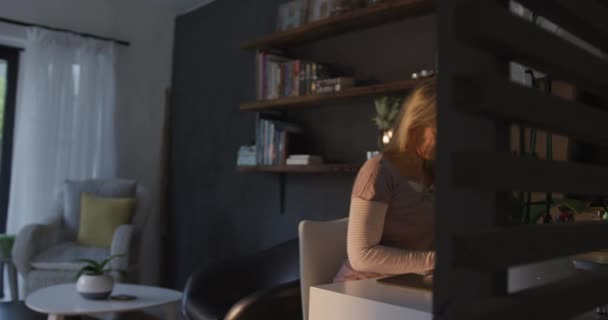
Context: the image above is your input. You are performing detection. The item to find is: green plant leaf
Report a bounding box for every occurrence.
[388,107,400,123]
[558,198,588,213]
[528,203,550,224]
[98,254,125,271]
[375,104,388,116]
[74,254,126,279]
[75,266,102,280]
[373,96,402,131]
[510,196,590,225]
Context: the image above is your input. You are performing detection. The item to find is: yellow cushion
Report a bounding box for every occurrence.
[77,192,136,248]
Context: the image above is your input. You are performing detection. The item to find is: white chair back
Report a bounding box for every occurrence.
[298,218,348,320]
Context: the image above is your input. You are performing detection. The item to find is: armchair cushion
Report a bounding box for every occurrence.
[77,193,135,248]
[63,179,136,240]
[31,242,109,271]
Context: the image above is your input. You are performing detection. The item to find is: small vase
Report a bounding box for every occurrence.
[76,274,114,300]
[366,151,380,160]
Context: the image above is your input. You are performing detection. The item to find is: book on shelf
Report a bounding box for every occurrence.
[255,117,303,166]
[286,154,323,165]
[288,154,322,160]
[237,145,257,166]
[255,50,339,100]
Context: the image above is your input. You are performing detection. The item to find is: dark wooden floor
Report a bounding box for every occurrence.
[0,302,46,320]
[0,302,165,320]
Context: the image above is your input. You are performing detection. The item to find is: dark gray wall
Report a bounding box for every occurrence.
[167,0,436,288]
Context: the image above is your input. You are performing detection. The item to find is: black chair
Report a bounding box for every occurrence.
[182,239,302,320]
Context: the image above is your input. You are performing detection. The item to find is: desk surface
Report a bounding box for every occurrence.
[310,274,607,320]
[573,251,608,265]
[310,278,432,320]
[315,278,432,312]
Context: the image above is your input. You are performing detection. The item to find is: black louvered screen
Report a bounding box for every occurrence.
[435,1,608,319]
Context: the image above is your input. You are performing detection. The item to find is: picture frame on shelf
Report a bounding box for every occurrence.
[277,0,309,31]
[308,0,334,22]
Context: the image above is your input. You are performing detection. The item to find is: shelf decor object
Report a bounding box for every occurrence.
[75,255,123,300]
[241,0,435,50]
[373,96,402,148]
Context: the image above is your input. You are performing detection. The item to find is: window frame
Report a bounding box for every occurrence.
[0,45,20,233]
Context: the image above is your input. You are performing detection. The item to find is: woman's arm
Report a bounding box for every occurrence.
[347,197,435,275]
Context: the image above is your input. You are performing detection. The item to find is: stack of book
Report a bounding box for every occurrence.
[256,51,332,100]
[312,77,355,94]
[285,154,323,165]
[256,118,302,165]
[237,145,257,166]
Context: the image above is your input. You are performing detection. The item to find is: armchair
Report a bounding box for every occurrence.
[12,179,147,295]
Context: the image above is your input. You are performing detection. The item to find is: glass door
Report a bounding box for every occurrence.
[0,46,20,233]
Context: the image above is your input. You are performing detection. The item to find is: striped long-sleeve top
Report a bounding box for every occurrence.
[334,154,435,282]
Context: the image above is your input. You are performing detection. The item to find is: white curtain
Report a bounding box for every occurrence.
[6,27,117,234]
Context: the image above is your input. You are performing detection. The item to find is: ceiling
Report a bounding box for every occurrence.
[174,0,216,14]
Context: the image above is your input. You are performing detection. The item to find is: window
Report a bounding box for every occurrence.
[0,45,20,233]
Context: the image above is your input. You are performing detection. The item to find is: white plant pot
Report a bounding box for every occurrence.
[76,274,114,300]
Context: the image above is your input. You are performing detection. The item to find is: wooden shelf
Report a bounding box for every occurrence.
[240,78,423,111]
[241,0,435,50]
[237,163,360,173]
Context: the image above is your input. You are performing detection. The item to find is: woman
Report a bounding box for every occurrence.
[334,78,436,282]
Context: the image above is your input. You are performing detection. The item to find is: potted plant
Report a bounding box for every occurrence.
[372,96,402,150]
[508,195,589,225]
[0,234,15,259]
[75,255,123,300]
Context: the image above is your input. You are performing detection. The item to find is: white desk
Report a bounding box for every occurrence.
[309,278,432,320]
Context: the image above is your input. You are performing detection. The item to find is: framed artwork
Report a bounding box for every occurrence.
[277,0,309,31]
[308,0,334,22]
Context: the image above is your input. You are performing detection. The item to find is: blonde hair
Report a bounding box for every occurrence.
[384,78,437,154]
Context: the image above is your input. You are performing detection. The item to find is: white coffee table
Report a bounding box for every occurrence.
[25,283,182,320]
